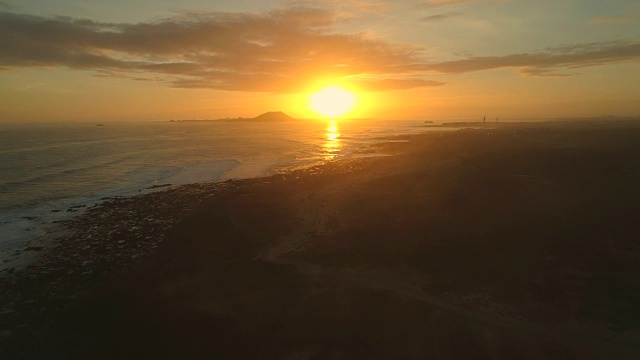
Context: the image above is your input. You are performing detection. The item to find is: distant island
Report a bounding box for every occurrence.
[170,111,295,122]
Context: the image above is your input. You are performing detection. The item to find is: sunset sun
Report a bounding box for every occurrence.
[310,86,356,118]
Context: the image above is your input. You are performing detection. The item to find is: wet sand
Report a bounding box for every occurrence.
[2,120,640,359]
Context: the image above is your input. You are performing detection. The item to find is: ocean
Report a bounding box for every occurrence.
[0,118,436,266]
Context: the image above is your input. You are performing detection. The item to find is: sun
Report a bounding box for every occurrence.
[310,86,356,118]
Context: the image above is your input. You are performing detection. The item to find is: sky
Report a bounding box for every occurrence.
[0,0,639,122]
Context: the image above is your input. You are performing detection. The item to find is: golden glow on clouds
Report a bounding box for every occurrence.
[1,3,639,122]
[310,86,357,118]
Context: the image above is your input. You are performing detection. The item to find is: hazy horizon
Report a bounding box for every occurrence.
[1,113,638,125]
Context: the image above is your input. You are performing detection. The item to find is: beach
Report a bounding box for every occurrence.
[2,120,640,359]
[0,118,432,267]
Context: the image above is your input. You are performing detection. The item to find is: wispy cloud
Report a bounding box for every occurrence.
[420,11,462,22]
[289,0,391,14]
[589,15,637,25]
[420,0,471,8]
[342,77,444,90]
[0,8,436,92]
[1,8,638,93]
[344,0,391,13]
[422,41,640,76]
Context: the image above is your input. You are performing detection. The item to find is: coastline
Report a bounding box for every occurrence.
[0,118,434,270]
[2,121,640,358]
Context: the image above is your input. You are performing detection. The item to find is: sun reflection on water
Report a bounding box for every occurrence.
[323,119,341,159]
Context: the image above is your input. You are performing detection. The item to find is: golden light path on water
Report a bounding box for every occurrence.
[323,119,341,159]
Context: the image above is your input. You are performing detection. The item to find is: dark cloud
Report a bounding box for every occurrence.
[422,41,640,76]
[1,9,639,92]
[420,11,462,22]
[0,8,431,92]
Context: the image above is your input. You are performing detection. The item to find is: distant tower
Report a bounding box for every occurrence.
[483,116,486,123]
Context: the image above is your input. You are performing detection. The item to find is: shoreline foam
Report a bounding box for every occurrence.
[0,119,437,269]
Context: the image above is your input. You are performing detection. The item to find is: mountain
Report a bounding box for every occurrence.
[169,111,295,122]
[251,111,295,122]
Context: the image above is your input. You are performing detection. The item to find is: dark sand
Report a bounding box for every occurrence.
[2,121,640,359]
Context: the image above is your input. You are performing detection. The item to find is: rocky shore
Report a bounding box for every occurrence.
[0,159,371,354]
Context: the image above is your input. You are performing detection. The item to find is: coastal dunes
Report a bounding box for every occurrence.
[2,121,640,359]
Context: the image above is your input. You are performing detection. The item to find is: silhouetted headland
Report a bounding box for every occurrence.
[170,111,295,122]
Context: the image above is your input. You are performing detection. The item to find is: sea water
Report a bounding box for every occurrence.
[0,119,436,266]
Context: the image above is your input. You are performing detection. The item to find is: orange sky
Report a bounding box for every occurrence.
[1,0,639,122]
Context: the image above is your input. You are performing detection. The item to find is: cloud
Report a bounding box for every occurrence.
[342,0,391,13]
[349,77,445,91]
[422,41,640,76]
[420,11,462,22]
[1,8,639,93]
[420,0,471,7]
[0,8,435,92]
[589,15,637,25]
[289,0,391,14]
